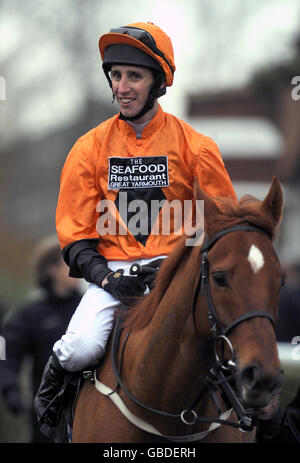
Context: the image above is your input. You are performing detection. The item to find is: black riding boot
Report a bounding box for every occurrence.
[34,353,66,439]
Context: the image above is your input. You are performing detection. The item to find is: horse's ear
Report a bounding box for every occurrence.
[262,176,284,228]
[193,178,222,229]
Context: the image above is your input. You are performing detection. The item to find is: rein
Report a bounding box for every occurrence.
[91,224,275,441]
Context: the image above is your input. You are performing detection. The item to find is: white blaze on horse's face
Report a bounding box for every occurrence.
[248,244,265,273]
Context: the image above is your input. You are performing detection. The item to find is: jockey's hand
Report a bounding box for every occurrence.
[130,258,164,290]
[102,269,147,304]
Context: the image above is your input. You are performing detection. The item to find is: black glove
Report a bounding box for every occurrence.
[103,269,147,305]
[130,258,164,290]
[3,387,24,415]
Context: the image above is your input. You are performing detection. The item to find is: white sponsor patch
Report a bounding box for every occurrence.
[248,244,265,273]
[108,156,169,190]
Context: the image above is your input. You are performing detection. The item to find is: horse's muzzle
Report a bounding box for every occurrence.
[239,363,283,409]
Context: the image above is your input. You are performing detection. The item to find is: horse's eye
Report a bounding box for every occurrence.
[212,271,228,287]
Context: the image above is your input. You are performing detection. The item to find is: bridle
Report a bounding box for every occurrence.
[193,224,274,339]
[89,223,277,441]
[187,224,276,431]
[192,224,275,372]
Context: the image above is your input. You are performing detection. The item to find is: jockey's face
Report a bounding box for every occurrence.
[110,64,156,123]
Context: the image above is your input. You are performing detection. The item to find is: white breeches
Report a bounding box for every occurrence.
[53,257,163,372]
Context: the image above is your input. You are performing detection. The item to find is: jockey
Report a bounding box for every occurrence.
[34,22,237,437]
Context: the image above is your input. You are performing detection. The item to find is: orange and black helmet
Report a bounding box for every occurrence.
[99,22,176,87]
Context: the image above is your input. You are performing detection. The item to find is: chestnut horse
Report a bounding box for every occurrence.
[72,177,284,443]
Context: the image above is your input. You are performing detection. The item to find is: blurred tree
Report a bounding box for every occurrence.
[0,0,116,306]
[0,0,113,146]
[193,0,300,93]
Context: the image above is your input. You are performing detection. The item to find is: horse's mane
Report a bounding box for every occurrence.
[122,193,279,332]
[121,234,192,332]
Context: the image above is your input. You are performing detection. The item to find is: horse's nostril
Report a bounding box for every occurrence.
[241,363,262,390]
[240,364,283,408]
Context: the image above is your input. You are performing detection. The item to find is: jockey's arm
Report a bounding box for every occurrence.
[62,238,112,288]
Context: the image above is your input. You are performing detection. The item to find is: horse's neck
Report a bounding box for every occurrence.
[124,247,212,410]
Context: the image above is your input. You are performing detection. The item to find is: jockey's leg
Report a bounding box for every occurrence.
[34,352,66,438]
[34,284,120,435]
[34,257,159,436]
[53,284,120,371]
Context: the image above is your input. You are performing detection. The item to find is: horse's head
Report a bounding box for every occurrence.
[194,177,284,410]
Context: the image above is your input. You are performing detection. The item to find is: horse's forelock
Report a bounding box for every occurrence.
[208,195,278,240]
